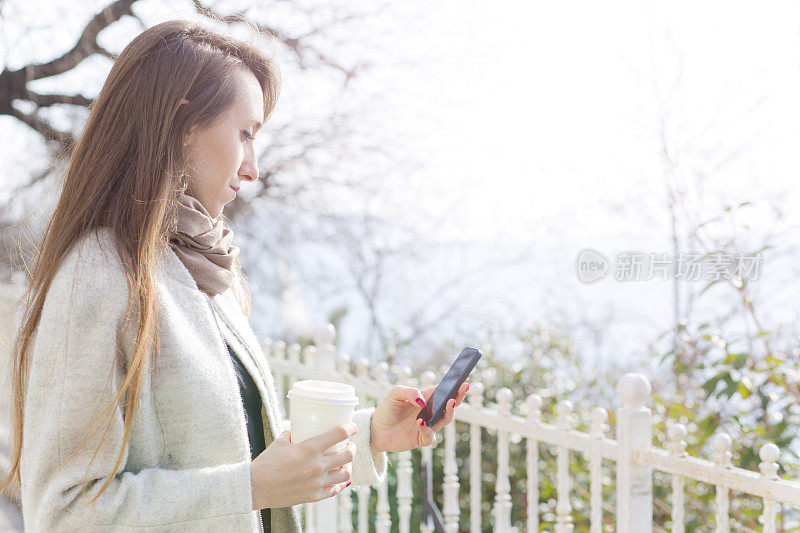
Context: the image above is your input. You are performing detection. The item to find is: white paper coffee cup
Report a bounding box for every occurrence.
[286,380,359,454]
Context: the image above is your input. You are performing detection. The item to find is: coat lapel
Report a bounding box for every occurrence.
[159,241,285,443]
[209,290,303,532]
[209,290,284,444]
[160,242,303,532]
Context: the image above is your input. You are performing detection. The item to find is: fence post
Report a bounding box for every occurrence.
[311,325,338,532]
[615,373,653,533]
[313,323,337,376]
[492,388,513,532]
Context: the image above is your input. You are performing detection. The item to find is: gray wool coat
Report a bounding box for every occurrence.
[20,226,387,532]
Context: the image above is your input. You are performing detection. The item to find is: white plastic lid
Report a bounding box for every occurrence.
[287,380,359,406]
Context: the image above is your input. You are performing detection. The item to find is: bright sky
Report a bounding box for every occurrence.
[346,0,800,364]
[394,0,800,236]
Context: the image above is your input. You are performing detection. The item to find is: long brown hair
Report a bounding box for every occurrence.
[1,19,280,504]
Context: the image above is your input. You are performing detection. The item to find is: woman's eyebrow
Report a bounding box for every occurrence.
[252,119,264,132]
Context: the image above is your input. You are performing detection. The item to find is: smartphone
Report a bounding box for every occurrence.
[418,347,482,426]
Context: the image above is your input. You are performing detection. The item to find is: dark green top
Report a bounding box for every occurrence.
[225,342,270,531]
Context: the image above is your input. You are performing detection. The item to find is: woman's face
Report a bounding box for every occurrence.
[183,68,264,220]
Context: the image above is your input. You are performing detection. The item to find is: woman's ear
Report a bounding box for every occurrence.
[179,99,193,148]
[183,125,198,149]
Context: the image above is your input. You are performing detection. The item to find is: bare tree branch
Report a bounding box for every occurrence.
[15,0,135,81]
[4,106,74,147]
[24,91,93,108]
[96,46,119,61]
[192,0,368,79]
[0,0,136,153]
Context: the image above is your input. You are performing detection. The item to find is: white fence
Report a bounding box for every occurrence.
[267,326,800,533]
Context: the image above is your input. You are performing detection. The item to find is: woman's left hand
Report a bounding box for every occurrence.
[369,376,470,453]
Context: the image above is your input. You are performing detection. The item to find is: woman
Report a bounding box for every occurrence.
[0,20,469,532]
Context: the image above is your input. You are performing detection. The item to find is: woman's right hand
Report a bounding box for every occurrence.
[250,422,358,510]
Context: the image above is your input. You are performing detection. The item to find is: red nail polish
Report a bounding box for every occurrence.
[345,481,351,488]
[416,397,426,407]
[419,419,425,427]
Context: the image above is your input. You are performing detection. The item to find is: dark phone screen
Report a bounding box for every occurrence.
[418,347,481,426]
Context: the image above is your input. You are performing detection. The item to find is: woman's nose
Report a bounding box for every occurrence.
[239,160,259,182]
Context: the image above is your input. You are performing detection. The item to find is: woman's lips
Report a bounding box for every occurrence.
[230,186,238,196]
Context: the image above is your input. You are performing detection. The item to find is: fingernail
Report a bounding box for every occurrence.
[419,419,425,427]
[345,481,351,488]
[466,383,470,391]
[416,397,426,407]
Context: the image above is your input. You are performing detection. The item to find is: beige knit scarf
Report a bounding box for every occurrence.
[168,193,239,297]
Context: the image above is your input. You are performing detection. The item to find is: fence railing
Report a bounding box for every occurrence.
[265,325,800,532]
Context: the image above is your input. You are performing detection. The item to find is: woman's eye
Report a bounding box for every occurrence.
[241,130,254,141]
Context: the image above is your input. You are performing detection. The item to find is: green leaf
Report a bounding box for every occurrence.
[698,415,718,442]
[765,355,784,365]
[737,378,752,399]
[719,375,738,399]
[702,374,723,396]
[724,352,748,366]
